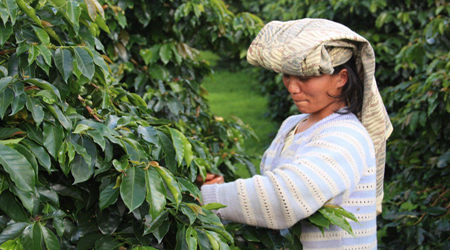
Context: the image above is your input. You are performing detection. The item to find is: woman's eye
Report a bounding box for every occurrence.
[299,76,310,81]
[282,74,290,78]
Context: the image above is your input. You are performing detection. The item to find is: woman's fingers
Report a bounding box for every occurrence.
[204,175,224,185]
[196,173,218,183]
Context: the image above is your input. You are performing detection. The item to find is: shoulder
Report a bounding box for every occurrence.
[309,113,374,150]
[279,114,308,131]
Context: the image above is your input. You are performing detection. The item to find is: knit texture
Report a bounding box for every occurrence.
[201,112,377,249]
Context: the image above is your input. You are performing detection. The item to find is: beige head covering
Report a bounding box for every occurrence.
[247,18,393,214]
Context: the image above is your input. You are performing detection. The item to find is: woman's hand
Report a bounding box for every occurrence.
[196,173,224,186]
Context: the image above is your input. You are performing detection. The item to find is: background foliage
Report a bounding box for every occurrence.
[0,0,265,249]
[229,0,450,249]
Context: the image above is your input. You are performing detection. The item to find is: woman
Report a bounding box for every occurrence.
[201,19,392,249]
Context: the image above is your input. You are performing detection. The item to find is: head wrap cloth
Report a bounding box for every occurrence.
[247,18,393,214]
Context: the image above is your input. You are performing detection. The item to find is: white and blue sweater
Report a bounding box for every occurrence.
[202,112,378,249]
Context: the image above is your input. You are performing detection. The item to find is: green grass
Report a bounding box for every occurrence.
[202,70,277,176]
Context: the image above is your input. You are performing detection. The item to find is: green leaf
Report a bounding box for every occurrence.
[0,76,12,93]
[324,206,358,222]
[10,184,37,215]
[74,47,95,80]
[43,122,64,159]
[186,227,198,250]
[202,203,227,211]
[95,14,110,33]
[25,78,61,100]
[10,143,38,185]
[40,224,60,250]
[26,97,44,126]
[132,247,158,250]
[152,220,170,244]
[71,154,93,184]
[205,232,220,250]
[0,191,29,223]
[145,167,166,219]
[10,92,26,116]
[45,104,72,130]
[36,45,52,66]
[181,206,197,225]
[169,128,184,167]
[159,43,173,65]
[0,88,14,119]
[0,22,13,47]
[21,223,42,250]
[22,139,51,171]
[31,26,50,45]
[319,208,354,236]
[73,124,91,134]
[4,0,18,25]
[0,222,29,245]
[0,144,35,192]
[149,64,169,82]
[120,167,146,212]
[54,48,73,83]
[0,128,22,139]
[139,49,153,65]
[0,2,9,25]
[87,129,105,151]
[67,1,81,27]
[137,125,158,145]
[85,0,97,21]
[143,210,168,235]
[157,131,176,172]
[99,183,120,210]
[27,46,39,64]
[177,178,201,202]
[153,166,182,208]
[308,211,331,229]
[196,229,211,250]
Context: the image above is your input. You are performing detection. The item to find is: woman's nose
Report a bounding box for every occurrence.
[286,80,301,94]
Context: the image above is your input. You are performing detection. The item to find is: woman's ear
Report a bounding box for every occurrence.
[336,69,348,88]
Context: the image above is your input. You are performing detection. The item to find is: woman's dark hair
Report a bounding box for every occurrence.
[331,57,364,116]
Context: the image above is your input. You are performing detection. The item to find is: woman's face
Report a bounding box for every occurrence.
[282,72,346,117]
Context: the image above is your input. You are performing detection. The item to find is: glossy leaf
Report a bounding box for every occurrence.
[4,0,18,25]
[0,191,29,223]
[186,227,198,250]
[153,166,182,208]
[25,78,61,100]
[0,22,13,47]
[36,44,52,66]
[319,208,354,236]
[0,222,29,245]
[169,128,184,167]
[43,122,64,159]
[25,97,44,126]
[120,167,146,212]
[22,139,51,171]
[71,154,93,184]
[21,223,42,250]
[54,48,73,82]
[0,88,14,119]
[67,1,81,27]
[0,144,34,192]
[99,183,119,210]
[31,26,50,45]
[157,131,176,172]
[40,224,60,250]
[74,47,95,80]
[144,167,166,219]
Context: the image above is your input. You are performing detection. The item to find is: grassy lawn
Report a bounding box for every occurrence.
[202,69,278,176]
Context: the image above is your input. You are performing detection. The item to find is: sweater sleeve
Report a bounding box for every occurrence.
[201,120,375,229]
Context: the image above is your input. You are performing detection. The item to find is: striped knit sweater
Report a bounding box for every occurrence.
[201,112,378,249]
